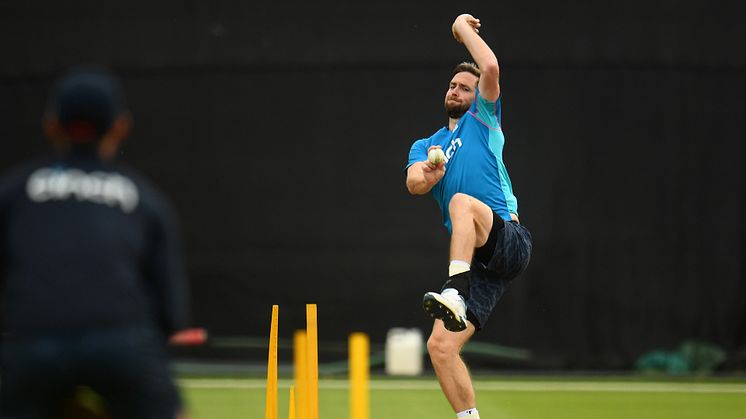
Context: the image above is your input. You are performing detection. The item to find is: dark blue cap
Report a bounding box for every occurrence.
[49,68,126,142]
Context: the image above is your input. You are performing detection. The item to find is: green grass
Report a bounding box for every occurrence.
[180,377,746,419]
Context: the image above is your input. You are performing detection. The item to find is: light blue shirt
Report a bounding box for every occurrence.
[407,92,518,233]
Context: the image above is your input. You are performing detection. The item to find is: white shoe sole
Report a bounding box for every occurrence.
[423,292,467,332]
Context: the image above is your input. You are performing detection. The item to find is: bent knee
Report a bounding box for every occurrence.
[448,193,475,215]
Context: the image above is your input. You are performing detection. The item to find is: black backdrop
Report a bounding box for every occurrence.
[1,0,744,369]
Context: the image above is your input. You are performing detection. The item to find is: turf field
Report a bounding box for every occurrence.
[180,377,746,419]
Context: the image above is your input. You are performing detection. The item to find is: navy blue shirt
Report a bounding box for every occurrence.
[0,151,188,339]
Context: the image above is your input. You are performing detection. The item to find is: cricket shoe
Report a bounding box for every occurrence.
[423,290,468,332]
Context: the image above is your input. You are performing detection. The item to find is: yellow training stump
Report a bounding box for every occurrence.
[265,305,279,419]
[293,330,309,419]
[306,304,319,419]
[349,332,370,419]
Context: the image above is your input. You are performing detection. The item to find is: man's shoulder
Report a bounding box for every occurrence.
[1,156,54,176]
[474,91,501,109]
[466,93,502,130]
[410,137,428,148]
[412,127,448,144]
[0,158,53,195]
[110,164,176,217]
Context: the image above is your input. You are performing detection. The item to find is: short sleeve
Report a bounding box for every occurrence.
[472,91,501,130]
[406,138,429,170]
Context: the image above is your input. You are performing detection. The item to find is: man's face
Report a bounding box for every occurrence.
[444,72,478,119]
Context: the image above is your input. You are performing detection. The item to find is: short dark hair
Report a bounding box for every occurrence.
[452,62,480,79]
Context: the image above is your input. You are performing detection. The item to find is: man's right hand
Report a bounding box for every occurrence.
[452,14,481,43]
[406,161,445,195]
[423,146,446,183]
[406,146,446,195]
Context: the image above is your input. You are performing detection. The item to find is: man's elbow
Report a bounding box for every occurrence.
[481,62,499,79]
[406,180,427,195]
[406,182,419,195]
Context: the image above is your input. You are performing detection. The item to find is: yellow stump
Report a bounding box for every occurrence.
[288,385,296,419]
[306,304,319,419]
[349,332,370,419]
[293,330,308,419]
[265,305,279,419]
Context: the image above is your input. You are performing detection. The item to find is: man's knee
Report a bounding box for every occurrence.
[449,193,493,236]
[448,193,475,217]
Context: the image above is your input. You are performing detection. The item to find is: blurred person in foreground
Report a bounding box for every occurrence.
[405,14,532,419]
[0,68,190,419]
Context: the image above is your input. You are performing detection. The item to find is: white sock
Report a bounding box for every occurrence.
[448,260,470,277]
[441,288,460,299]
[456,408,479,418]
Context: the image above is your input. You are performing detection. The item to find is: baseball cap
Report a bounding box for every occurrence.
[48,68,126,143]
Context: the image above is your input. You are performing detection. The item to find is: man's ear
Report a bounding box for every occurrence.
[99,113,132,160]
[42,116,69,152]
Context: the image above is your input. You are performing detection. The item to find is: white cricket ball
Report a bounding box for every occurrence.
[428,148,446,165]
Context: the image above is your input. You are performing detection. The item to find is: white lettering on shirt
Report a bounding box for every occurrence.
[444,137,463,163]
[26,168,139,213]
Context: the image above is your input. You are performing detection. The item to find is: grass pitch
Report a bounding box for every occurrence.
[180,377,746,419]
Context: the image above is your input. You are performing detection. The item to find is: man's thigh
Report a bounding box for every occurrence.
[449,193,496,248]
[485,222,532,280]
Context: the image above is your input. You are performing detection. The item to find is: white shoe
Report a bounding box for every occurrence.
[423,290,467,332]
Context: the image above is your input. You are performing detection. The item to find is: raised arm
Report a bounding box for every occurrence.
[452,14,500,102]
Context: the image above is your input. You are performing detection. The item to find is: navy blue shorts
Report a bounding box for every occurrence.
[465,215,533,330]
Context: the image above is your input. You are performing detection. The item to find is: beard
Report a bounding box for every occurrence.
[445,101,470,119]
